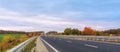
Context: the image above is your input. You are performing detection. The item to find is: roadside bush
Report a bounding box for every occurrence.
[0,43,3,50]
[2,35,16,44]
[19,35,29,42]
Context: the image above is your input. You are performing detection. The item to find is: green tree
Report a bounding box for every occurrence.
[64,28,72,35]
[96,31,104,36]
[72,28,81,35]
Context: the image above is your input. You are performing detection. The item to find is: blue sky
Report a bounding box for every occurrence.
[0,0,120,32]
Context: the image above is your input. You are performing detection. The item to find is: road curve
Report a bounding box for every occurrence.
[40,36,120,52]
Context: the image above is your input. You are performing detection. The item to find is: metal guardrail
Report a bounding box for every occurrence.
[7,37,37,52]
[69,36,120,42]
[54,35,120,43]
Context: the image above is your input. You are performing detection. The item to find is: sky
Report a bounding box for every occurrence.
[0,0,120,32]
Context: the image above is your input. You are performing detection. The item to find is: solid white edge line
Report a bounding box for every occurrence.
[40,37,59,52]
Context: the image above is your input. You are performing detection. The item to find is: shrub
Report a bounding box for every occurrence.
[0,43,3,49]
[19,35,29,42]
[2,35,16,44]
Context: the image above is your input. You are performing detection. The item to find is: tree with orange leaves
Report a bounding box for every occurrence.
[82,27,96,36]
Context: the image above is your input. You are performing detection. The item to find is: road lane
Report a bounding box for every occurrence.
[41,36,120,52]
[40,37,59,52]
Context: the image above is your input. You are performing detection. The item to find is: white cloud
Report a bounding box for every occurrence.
[0,8,71,25]
[0,26,34,31]
[0,8,85,31]
[0,8,117,32]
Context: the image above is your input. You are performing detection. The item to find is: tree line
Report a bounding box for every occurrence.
[0,30,26,34]
[104,28,120,36]
[47,27,120,36]
[0,27,120,36]
[63,27,120,36]
[63,27,96,36]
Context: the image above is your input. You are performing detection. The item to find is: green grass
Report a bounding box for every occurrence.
[22,38,36,52]
[0,34,24,42]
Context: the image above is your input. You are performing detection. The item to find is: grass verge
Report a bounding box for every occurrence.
[22,38,36,52]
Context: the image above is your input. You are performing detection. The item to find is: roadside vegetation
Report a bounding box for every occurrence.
[0,34,22,42]
[0,30,42,52]
[22,38,36,52]
[47,27,120,36]
[0,34,29,52]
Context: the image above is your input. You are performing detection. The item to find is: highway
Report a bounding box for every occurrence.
[40,36,120,52]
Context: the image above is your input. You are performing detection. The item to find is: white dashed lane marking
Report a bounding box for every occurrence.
[84,44,98,48]
[66,41,72,43]
[59,39,61,40]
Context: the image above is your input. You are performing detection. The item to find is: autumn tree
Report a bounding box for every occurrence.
[82,27,96,36]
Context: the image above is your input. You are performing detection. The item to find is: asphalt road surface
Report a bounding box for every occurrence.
[40,36,120,52]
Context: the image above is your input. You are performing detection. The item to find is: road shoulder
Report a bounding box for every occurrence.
[36,36,49,52]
